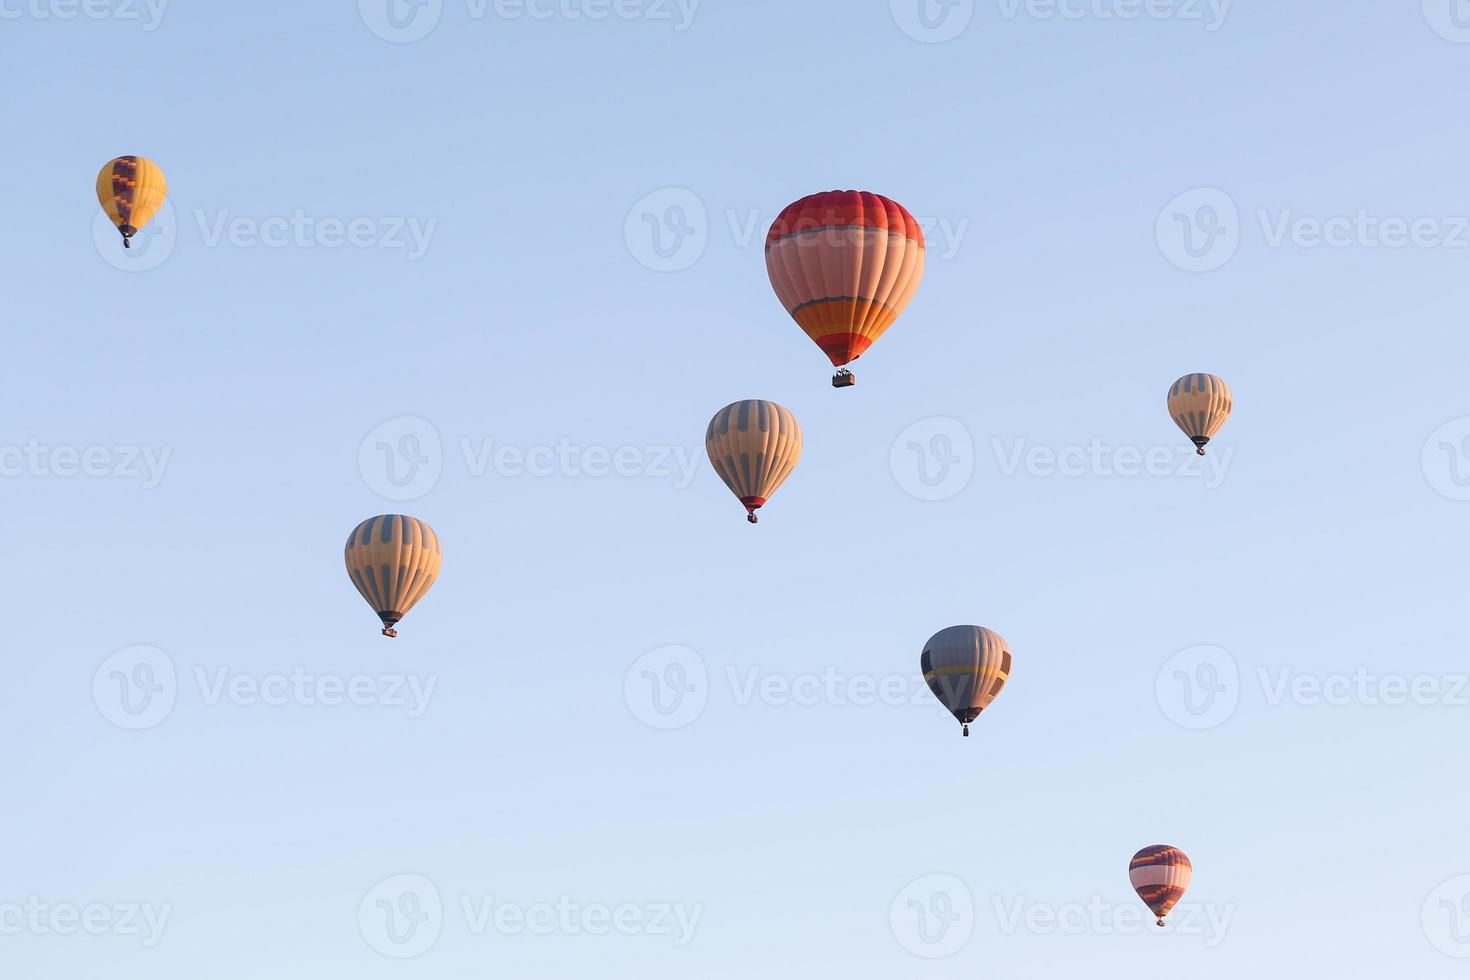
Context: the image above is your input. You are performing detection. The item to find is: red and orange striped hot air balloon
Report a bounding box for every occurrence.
[765,190,925,388]
[1129,845,1192,927]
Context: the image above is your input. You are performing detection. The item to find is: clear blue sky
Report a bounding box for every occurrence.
[4,2,1470,976]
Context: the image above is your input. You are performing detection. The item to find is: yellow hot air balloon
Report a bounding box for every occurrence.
[705,400,802,524]
[1167,373,1232,455]
[96,156,167,248]
[344,515,442,637]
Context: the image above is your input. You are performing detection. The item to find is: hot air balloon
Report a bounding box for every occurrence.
[705,399,802,524]
[1167,373,1231,456]
[921,625,1011,737]
[96,156,167,249]
[344,515,442,637]
[1129,845,1192,927]
[765,190,924,388]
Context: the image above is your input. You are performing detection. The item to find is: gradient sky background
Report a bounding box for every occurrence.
[4,1,1470,976]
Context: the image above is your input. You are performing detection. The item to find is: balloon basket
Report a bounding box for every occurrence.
[832,369,855,388]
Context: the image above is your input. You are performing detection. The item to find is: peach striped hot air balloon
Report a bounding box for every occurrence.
[344,515,442,637]
[1167,373,1232,456]
[705,400,802,524]
[765,190,925,388]
[1129,845,1192,927]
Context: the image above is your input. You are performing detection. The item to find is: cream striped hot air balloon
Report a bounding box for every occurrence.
[344,515,442,637]
[96,156,167,249]
[921,625,1012,737]
[705,400,802,524]
[1167,373,1232,456]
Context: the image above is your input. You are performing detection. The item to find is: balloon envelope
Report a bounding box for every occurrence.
[1129,845,1192,925]
[96,156,167,247]
[1167,373,1231,454]
[344,515,442,636]
[705,399,802,523]
[765,190,924,371]
[920,625,1012,735]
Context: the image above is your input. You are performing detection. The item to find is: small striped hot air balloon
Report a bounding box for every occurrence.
[1129,845,1192,927]
[1167,373,1232,456]
[96,156,167,249]
[344,515,442,637]
[765,190,925,388]
[921,625,1012,737]
[705,400,802,524]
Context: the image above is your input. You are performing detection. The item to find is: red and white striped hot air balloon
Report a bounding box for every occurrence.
[764,190,925,388]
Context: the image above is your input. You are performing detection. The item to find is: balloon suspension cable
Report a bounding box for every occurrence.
[381,626,398,638]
